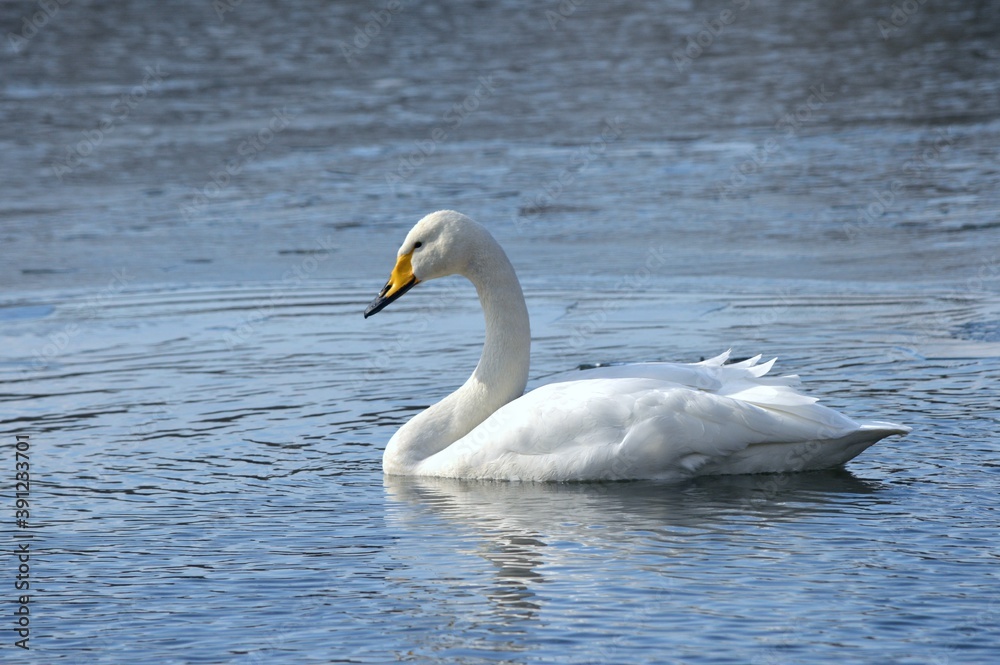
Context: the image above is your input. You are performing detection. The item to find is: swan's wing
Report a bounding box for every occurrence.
[417,377,854,481]
[540,352,730,392]
[541,350,797,393]
[541,352,835,422]
[418,354,907,481]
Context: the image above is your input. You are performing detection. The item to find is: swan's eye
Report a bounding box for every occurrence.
[413,241,423,249]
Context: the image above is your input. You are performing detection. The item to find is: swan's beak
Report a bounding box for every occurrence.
[364,251,419,318]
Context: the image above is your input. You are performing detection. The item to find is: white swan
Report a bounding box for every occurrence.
[364,210,909,481]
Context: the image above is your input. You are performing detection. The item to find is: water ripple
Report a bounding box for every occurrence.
[3,278,997,664]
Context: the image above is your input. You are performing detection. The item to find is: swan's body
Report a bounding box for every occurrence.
[364,211,909,481]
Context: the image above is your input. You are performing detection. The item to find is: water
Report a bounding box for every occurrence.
[2,281,999,663]
[2,0,1000,663]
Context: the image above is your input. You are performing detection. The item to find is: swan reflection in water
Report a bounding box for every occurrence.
[383,471,884,625]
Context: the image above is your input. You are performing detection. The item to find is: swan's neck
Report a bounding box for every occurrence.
[383,239,530,474]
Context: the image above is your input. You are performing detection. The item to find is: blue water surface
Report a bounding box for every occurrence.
[2,0,999,662]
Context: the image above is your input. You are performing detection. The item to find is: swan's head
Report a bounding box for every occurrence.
[364,210,489,318]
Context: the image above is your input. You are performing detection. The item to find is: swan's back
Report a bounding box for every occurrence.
[415,352,909,481]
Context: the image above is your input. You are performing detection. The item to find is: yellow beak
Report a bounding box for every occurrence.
[364,251,420,318]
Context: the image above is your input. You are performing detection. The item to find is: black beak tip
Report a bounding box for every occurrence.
[363,278,417,319]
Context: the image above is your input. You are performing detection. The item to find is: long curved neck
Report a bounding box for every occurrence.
[467,242,531,397]
[383,236,530,474]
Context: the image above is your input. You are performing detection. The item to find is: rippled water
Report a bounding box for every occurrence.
[3,0,1000,662]
[2,279,999,663]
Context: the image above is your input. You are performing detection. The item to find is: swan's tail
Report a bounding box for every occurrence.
[698,421,910,477]
[859,421,912,437]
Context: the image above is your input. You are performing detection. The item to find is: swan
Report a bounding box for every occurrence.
[363,210,909,481]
